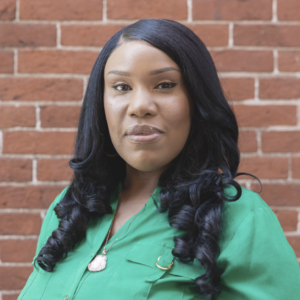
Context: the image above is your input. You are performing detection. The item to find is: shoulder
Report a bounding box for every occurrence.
[224,184,269,214]
[39,186,70,238]
[220,185,278,249]
[32,185,70,263]
[51,185,70,207]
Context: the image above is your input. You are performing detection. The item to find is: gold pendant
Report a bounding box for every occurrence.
[88,251,107,272]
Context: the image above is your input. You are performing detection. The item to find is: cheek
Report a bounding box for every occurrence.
[103,95,122,140]
[164,96,191,133]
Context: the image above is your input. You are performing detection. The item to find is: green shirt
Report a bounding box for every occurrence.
[18,183,300,300]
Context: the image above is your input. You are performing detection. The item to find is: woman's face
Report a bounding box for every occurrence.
[103,40,192,173]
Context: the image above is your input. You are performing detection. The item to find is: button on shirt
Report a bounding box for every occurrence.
[18,182,300,300]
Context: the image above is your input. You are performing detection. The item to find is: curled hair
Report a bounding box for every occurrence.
[35,19,253,299]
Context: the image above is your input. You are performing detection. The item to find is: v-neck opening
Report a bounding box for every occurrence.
[103,181,163,248]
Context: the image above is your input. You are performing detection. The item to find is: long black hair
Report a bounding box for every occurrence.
[35,18,248,299]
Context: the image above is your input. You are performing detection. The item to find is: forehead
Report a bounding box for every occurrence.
[104,40,180,73]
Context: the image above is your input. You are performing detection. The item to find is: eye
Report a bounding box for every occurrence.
[155,82,178,89]
[112,83,132,92]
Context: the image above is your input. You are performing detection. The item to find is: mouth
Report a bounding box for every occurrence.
[126,132,162,143]
[125,124,164,143]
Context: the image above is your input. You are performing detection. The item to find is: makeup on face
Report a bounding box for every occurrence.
[103,40,191,172]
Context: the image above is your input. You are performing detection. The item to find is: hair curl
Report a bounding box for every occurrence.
[35,19,255,299]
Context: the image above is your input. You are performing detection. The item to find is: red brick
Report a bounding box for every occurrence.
[278,0,300,21]
[0,159,32,182]
[251,183,300,206]
[210,50,273,72]
[2,294,19,300]
[0,0,16,20]
[262,131,300,153]
[0,213,41,235]
[286,236,300,257]
[62,24,229,48]
[292,157,300,178]
[278,51,300,72]
[40,105,80,128]
[37,159,72,181]
[259,78,300,100]
[221,78,254,101]
[234,105,297,127]
[238,157,288,179]
[107,0,187,20]
[18,50,99,74]
[0,106,36,128]
[0,51,13,73]
[3,131,76,154]
[61,24,125,47]
[0,240,37,262]
[0,23,56,47]
[239,131,257,153]
[0,185,66,208]
[272,209,298,232]
[193,0,272,20]
[186,24,228,47]
[0,266,33,289]
[20,0,102,20]
[0,78,83,101]
[234,25,300,47]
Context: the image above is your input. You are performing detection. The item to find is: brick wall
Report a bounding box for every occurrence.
[0,0,299,298]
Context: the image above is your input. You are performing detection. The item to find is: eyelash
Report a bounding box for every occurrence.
[111,82,177,92]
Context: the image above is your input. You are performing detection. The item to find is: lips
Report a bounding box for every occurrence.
[125,125,164,143]
[125,125,163,136]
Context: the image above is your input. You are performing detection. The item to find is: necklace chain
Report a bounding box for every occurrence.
[87,188,150,272]
[102,190,143,254]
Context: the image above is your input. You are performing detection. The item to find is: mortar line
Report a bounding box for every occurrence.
[103,0,107,22]
[273,50,279,74]
[56,23,62,49]
[7,19,300,25]
[0,262,33,267]
[4,71,300,79]
[256,130,262,155]
[0,127,78,131]
[15,0,20,21]
[35,105,41,129]
[32,159,37,183]
[297,105,300,126]
[83,77,88,100]
[254,77,259,101]
[228,23,233,47]
[187,0,192,22]
[0,236,39,240]
[0,209,46,213]
[288,155,292,181]
[0,131,2,154]
[4,45,300,51]
[272,0,278,23]
[13,49,18,74]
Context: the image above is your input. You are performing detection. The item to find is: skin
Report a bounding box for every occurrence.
[103,40,192,238]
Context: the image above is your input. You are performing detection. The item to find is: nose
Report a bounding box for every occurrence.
[127,87,157,118]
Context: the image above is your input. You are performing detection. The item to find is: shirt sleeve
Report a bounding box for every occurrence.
[182,207,300,300]
[32,186,69,264]
[216,207,300,300]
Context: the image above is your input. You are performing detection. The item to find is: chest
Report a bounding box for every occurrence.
[108,200,147,239]
[18,211,201,300]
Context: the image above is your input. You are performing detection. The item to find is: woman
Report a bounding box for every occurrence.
[19,19,300,300]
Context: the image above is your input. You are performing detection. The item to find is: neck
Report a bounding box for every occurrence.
[121,162,171,202]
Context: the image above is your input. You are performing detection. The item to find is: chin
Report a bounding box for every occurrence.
[125,158,162,172]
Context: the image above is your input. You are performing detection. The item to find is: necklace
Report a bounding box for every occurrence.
[88,190,144,272]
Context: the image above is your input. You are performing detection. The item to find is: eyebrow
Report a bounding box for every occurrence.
[106,67,181,77]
